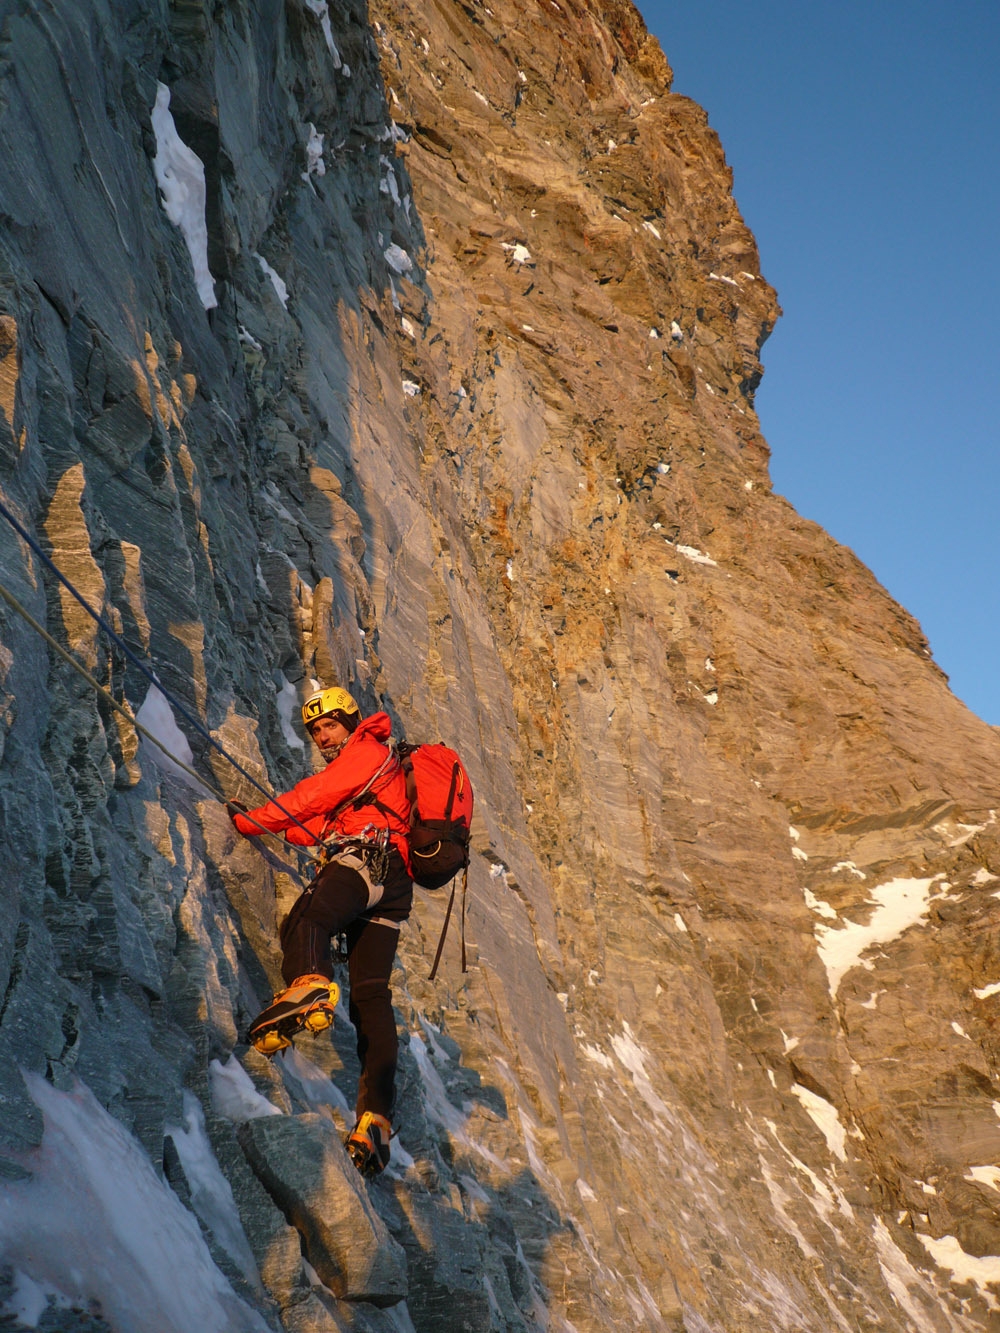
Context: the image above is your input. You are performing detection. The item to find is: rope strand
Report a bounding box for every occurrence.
[0,577,312,867]
[0,493,320,843]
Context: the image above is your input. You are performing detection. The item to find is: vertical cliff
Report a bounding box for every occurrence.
[1,1,1000,1330]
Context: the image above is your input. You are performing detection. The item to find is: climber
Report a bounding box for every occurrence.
[229,686,412,1177]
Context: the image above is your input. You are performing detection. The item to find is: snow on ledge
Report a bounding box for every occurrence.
[675,544,717,567]
[151,84,217,310]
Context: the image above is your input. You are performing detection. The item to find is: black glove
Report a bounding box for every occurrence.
[226,799,250,832]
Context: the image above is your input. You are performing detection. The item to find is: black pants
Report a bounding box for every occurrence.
[279,849,412,1119]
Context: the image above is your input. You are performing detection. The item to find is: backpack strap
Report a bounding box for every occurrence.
[428,863,469,981]
[318,749,402,842]
[442,759,461,823]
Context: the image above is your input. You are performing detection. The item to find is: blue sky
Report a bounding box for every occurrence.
[635,1,1000,724]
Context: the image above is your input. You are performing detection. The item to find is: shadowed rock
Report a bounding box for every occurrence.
[238,1113,407,1307]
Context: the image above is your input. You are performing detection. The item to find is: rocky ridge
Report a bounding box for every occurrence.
[1,0,1000,1330]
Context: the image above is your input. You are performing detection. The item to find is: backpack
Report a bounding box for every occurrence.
[398,742,473,890]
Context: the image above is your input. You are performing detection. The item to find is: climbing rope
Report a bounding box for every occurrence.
[0,492,320,855]
[0,577,312,869]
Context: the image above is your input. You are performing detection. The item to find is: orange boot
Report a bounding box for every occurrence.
[248,974,340,1056]
[346,1111,392,1176]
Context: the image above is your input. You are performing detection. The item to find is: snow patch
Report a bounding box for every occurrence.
[832,860,866,879]
[814,876,942,996]
[303,0,342,64]
[976,981,1000,1000]
[208,1055,283,1122]
[302,123,325,181]
[792,846,809,862]
[610,1023,670,1120]
[384,243,413,274]
[708,271,739,287]
[0,1072,270,1333]
[642,220,661,239]
[790,1083,847,1161]
[917,1232,1000,1297]
[135,684,197,786]
[802,887,838,920]
[580,1043,613,1070]
[873,1219,940,1328]
[501,242,533,265]
[151,83,217,309]
[966,1166,1000,1192]
[255,253,288,308]
[276,678,305,750]
[402,380,421,396]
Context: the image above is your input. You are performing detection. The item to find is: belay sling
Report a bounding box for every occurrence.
[397,742,474,978]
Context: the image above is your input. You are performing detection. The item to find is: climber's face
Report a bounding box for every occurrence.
[308,715,350,762]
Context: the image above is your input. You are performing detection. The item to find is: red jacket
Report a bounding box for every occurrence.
[233,713,411,869]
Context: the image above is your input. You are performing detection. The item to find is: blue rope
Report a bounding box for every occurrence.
[0,492,319,845]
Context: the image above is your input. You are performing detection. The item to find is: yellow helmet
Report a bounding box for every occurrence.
[301,686,361,729]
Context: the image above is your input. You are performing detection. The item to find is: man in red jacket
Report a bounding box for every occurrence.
[230,686,412,1176]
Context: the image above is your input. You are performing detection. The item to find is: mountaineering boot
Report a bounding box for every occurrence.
[346,1111,392,1177]
[248,974,340,1056]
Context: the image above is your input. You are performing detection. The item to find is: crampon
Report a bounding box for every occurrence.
[346,1111,392,1176]
[248,975,340,1057]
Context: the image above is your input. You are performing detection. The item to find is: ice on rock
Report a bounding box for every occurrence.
[0,1072,271,1333]
[165,1091,261,1286]
[151,83,217,310]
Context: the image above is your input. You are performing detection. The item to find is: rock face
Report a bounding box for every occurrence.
[1,0,1000,1330]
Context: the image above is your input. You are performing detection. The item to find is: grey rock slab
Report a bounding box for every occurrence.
[238,1113,407,1308]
